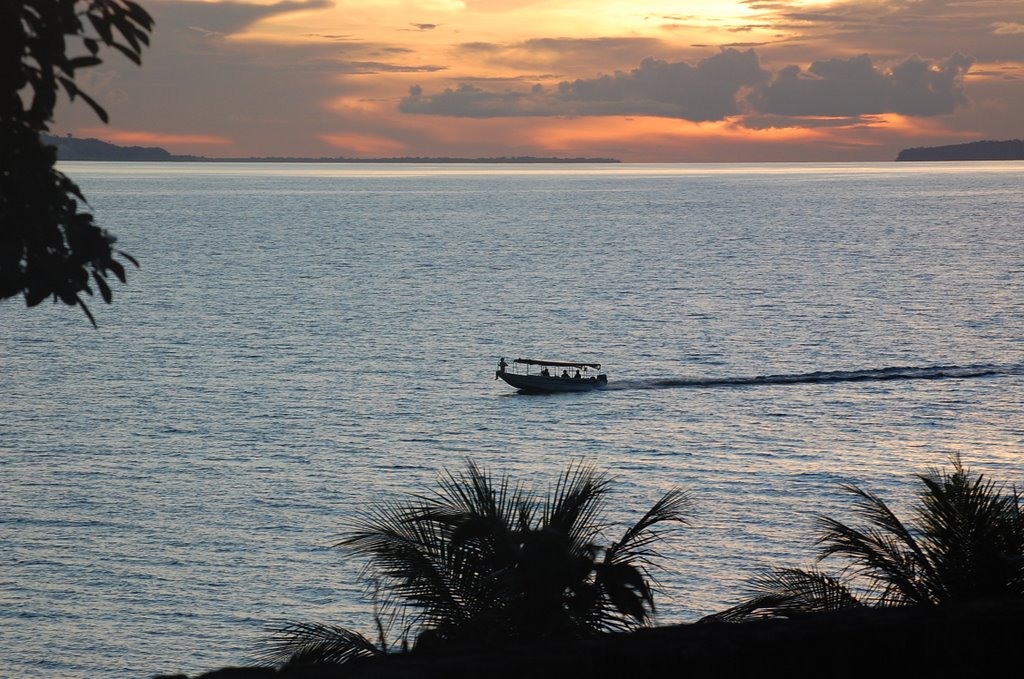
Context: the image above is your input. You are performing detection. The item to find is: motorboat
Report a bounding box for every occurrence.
[495,357,608,393]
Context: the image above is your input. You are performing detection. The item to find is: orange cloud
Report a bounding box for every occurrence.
[991,22,1024,34]
[373,113,830,161]
[78,128,232,146]
[871,114,977,139]
[526,115,835,158]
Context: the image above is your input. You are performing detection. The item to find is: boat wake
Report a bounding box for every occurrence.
[609,363,1021,391]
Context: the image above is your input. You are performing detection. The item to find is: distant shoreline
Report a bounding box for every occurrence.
[896,139,1024,161]
[44,134,1024,164]
[43,134,620,164]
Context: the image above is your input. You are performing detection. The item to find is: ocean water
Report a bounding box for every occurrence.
[2,161,1022,678]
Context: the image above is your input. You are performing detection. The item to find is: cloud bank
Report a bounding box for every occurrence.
[755,54,975,117]
[157,0,333,36]
[400,50,975,121]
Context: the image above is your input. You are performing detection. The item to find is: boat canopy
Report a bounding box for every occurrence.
[514,358,602,369]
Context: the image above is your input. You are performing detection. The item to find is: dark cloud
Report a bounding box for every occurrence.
[455,37,671,71]
[515,37,667,62]
[520,37,662,52]
[741,1,790,9]
[303,33,358,41]
[156,0,332,36]
[740,114,879,129]
[459,42,502,53]
[400,50,975,121]
[400,49,769,120]
[745,0,1024,64]
[786,11,860,24]
[556,49,768,120]
[409,23,439,30]
[690,42,777,49]
[400,83,539,117]
[727,24,774,33]
[337,61,447,74]
[456,74,565,84]
[754,53,974,116]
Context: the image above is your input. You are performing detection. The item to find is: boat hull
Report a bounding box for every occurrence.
[496,371,608,393]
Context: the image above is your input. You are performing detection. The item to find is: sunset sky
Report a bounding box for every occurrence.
[55,0,1024,161]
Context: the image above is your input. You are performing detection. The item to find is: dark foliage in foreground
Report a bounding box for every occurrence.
[710,456,1024,621]
[258,623,383,668]
[258,461,690,667]
[2,1,151,324]
[166,598,1024,679]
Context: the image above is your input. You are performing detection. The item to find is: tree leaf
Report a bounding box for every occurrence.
[124,1,155,30]
[87,13,114,44]
[108,41,142,65]
[77,296,98,328]
[58,76,109,122]
[93,272,113,303]
[108,259,126,284]
[68,56,103,71]
[117,250,140,267]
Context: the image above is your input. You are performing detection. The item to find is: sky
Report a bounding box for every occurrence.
[54,0,1024,161]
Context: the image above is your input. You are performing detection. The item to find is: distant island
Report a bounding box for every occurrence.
[42,134,620,163]
[896,139,1024,161]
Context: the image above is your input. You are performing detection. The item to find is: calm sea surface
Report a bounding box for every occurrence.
[2,162,1022,677]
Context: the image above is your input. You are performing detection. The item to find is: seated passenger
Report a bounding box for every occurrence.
[574,370,581,379]
[541,368,550,376]
[561,370,570,378]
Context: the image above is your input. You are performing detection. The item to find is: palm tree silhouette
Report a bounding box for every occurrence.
[711,456,1023,622]
[261,460,690,666]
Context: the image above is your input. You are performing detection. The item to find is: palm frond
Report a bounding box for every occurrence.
[593,560,652,624]
[816,458,1024,605]
[707,567,862,622]
[914,457,1024,599]
[256,622,382,667]
[321,460,689,646]
[341,501,476,629]
[818,515,929,605]
[817,484,933,605]
[716,457,1023,625]
[584,489,691,628]
[606,489,692,567]
[432,460,526,527]
[917,456,1007,547]
[543,463,611,549]
[833,484,931,568]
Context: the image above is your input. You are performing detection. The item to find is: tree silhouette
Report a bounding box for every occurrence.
[710,456,1024,622]
[259,461,691,667]
[1,0,152,325]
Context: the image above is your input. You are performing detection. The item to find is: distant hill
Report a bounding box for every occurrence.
[896,139,1024,161]
[44,133,174,161]
[43,134,619,163]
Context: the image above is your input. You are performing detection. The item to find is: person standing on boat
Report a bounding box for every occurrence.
[497,357,508,376]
